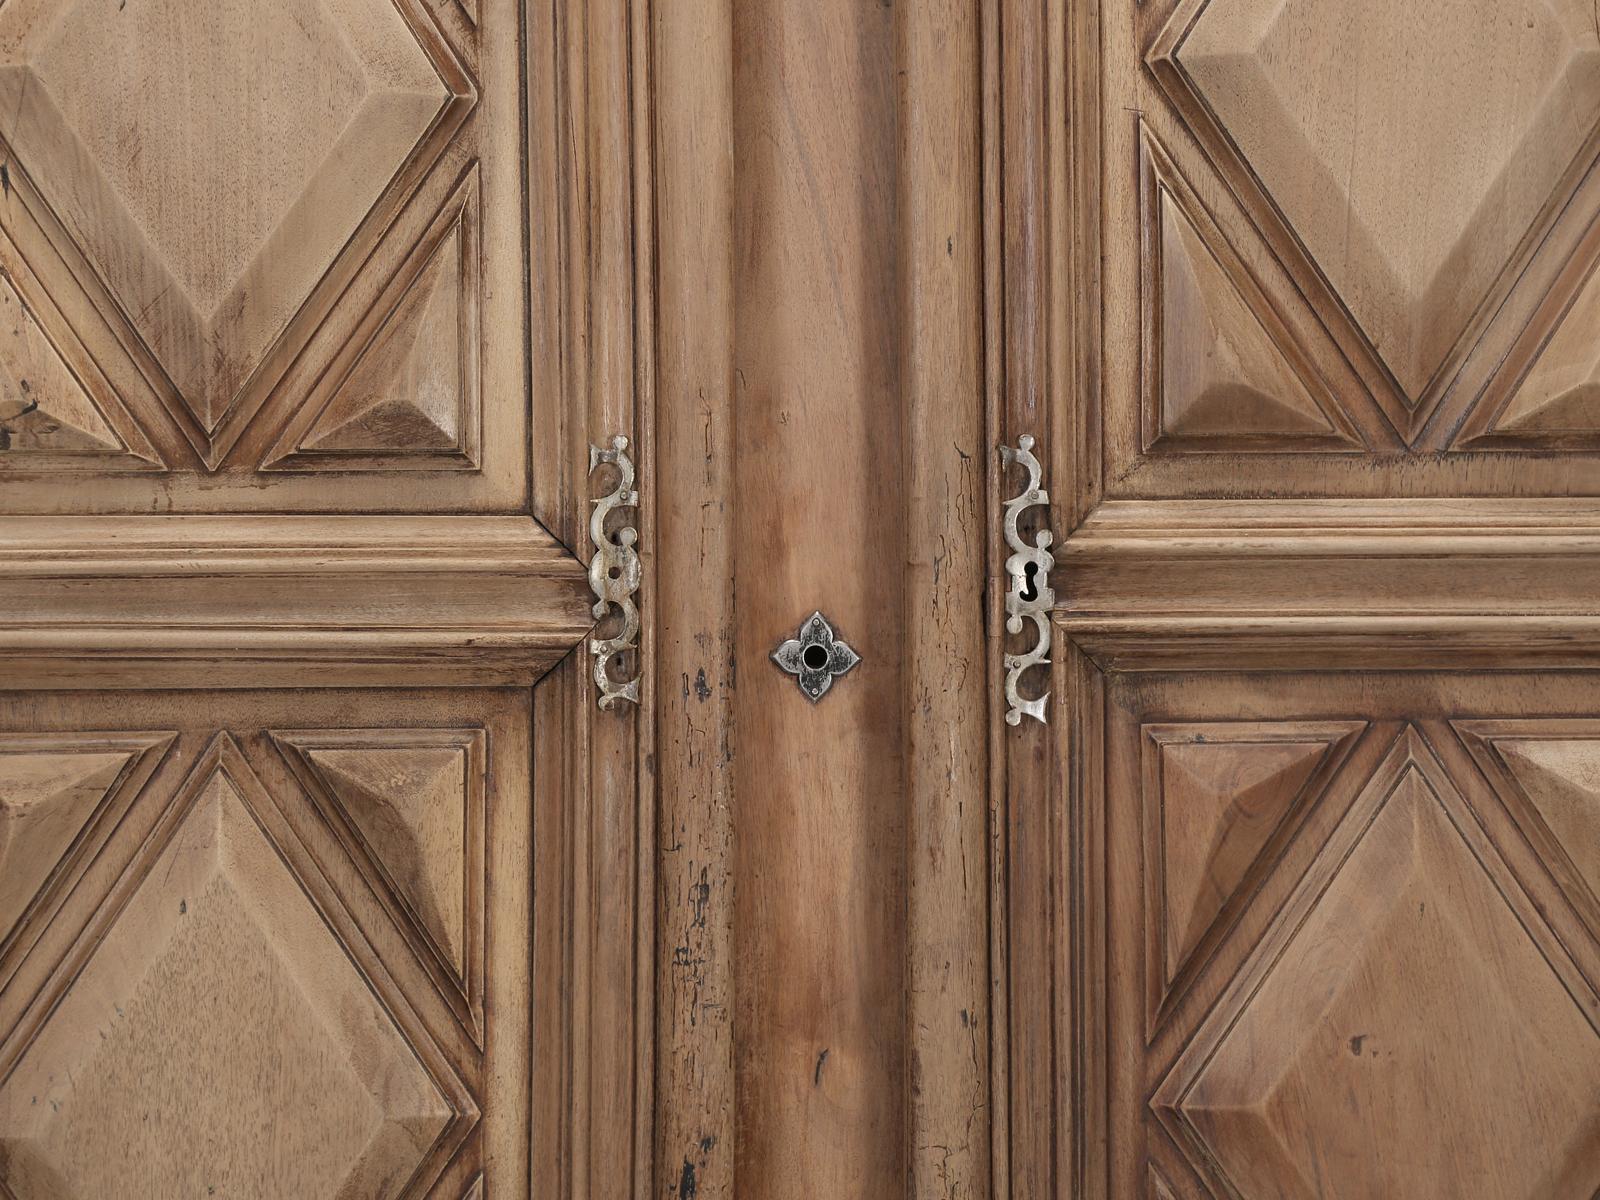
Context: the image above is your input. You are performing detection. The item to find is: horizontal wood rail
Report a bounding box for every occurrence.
[0,516,592,688]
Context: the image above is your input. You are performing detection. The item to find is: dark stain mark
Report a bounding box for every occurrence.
[699,1134,715,1154]
[814,1047,830,1086]
[0,397,38,450]
[1349,1034,1368,1057]
[689,867,711,928]
[677,1159,697,1200]
[1,163,10,198]
[693,668,711,702]
[178,898,187,915]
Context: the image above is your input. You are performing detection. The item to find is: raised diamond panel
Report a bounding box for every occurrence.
[1158,0,1600,417]
[0,0,470,463]
[0,740,456,1199]
[1156,732,1600,1199]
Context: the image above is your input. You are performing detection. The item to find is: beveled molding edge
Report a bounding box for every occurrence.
[1071,497,1600,544]
[0,515,593,688]
[1054,499,1600,672]
[1056,614,1600,673]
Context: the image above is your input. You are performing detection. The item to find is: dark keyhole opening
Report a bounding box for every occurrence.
[802,643,829,671]
[1020,561,1040,604]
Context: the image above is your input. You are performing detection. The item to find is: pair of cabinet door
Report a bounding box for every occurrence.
[3,1,1599,1198]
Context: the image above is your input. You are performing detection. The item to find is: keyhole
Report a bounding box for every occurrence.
[1019,561,1040,603]
[802,644,829,671]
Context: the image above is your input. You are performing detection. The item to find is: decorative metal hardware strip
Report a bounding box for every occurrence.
[588,434,642,710]
[772,611,861,702]
[1000,436,1055,726]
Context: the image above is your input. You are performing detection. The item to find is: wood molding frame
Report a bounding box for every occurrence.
[988,0,1092,1195]
[535,0,659,1197]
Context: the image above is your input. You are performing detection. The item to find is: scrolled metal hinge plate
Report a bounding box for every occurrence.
[1000,435,1056,726]
[588,434,642,710]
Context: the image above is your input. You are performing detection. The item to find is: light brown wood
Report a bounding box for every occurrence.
[0,0,650,1194]
[652,1,737,1196]
[46,1,1600,1196]
[999,2,1600,1197]
[730,1,907,1193]
[898,1,991,1196]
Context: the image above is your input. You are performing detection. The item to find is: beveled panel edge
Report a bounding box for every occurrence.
[1057,499,1600,659]
[0,514,591,688]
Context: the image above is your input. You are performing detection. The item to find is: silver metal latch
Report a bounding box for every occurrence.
[1000,436,1055,725]
[588,435,642,709]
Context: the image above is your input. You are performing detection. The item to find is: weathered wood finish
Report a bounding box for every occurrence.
[652,0,737,1195]
[731,2,908,1192]
[996,1,1600,1196]
[37,0,1600,1195]
[899,2,990,1197]
[0,0,653,1195]
[646,2,996,1194]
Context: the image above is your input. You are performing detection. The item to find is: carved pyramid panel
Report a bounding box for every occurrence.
[265,172,481,472]
[0,740,143,950]
[1142,132,1356,451]
[1464,258,1600,448]
[1142,721,1360,1028]
[1457,721,1600,940]
[274,728,485,1037]
[0,253,158,470]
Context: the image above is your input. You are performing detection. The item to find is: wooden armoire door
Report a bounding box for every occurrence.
[21,2,1600,1197]
[0,2,654,1197]
[997,1,1600,1197]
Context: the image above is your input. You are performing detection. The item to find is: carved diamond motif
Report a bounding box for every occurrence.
[1155,0,1600,415]
[0,0,470,461]
[1156,734,1600,1199]
[0,742,458,1199]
